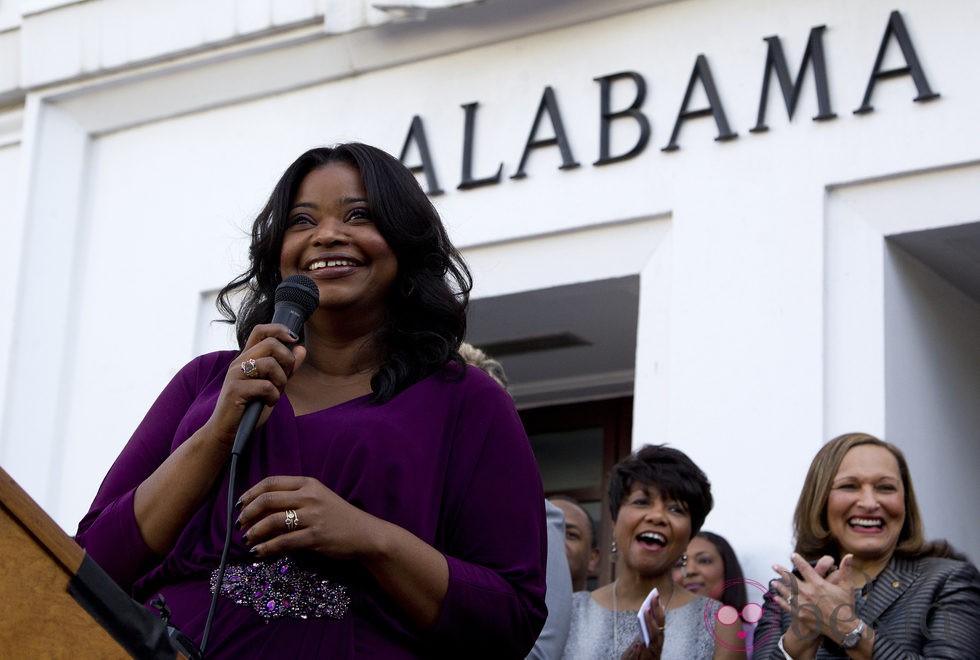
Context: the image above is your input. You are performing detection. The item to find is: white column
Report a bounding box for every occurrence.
[0,97,90,515]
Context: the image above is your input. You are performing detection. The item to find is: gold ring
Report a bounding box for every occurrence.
[284,509,299,530]
[241,358,259,378]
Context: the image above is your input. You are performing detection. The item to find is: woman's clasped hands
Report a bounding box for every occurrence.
[770,552,865,653]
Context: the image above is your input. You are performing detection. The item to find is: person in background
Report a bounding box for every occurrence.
[755,432,980,659]
[458,342,508,390]
[550,495,601,592]
[459,341,573,659]
[674,531,754,659]
[74,144,547,658]
[531,500,574,659]
[562,444,743,659]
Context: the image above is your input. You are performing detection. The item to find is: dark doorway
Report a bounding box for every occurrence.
[521,397,633,587]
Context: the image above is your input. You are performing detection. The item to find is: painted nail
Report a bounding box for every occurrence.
[288,331,299,340]
[235,498,244,510]
[242,532,249,545]
[234,518,242,530]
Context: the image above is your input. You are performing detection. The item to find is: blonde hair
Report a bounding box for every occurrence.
[459,342,509,390]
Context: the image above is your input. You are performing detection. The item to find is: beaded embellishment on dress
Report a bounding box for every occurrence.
[210,555,350,622]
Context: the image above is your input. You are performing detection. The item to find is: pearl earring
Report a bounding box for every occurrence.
[681,554,689,578]
[611,540,618,555]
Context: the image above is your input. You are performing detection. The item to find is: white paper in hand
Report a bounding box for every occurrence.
[637,587,659,646]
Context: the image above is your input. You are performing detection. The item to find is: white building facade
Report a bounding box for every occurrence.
[1,0,978,588]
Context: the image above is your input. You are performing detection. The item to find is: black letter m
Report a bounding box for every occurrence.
[752,25,836,133]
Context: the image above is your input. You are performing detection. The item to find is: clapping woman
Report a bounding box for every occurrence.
[75,143,547,658]
[755,432,980,659]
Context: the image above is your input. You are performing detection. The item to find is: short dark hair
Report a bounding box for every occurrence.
[217,143,472,403]
[608,444,713,537]
[696,531,748,611]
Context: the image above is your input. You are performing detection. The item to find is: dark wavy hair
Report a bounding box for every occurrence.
[793,432,960,562]
[696,531,748,611]
[216,143,472,403]
[608,444,713,537]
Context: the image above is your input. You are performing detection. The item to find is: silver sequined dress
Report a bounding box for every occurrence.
[561,591,720,659]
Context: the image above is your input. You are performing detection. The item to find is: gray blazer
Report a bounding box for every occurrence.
[526,500,573,659]
[753,555,980,659]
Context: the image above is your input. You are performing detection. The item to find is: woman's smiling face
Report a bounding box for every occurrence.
[614,482,692,577]
[674,535,725,599]
[279,162,398,324]
[826,444,906,562]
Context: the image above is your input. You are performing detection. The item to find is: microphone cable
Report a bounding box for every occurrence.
[199,433,249,656]
[198,275,319,657]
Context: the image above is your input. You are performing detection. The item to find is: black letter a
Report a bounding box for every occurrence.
[399,116,444,196]
[855,10,939,115]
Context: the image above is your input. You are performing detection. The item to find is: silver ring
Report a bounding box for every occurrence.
[241,358,259,378]
[284,509,299,530]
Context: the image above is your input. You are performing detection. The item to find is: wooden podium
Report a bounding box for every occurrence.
[0,466,188,658]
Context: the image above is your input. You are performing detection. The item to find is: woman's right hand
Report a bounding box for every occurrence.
[621,595,665,660]
[203,323,306,447]
[131,324,305,556]
[771,553,854,657]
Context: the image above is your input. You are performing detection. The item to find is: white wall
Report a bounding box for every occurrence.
[885,245,980,562]
[825,163,980,568]
[0,139,21,438]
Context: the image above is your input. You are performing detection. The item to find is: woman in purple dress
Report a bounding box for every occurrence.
[75,143,547,658]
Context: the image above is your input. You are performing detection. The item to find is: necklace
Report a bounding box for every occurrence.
[611,579,675,656]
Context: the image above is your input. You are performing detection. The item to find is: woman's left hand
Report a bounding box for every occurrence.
[236,475,379,560]
[771,552,861,646]
[236,474,451,631]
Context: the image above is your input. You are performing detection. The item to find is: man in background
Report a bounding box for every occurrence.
[548,496,600,592]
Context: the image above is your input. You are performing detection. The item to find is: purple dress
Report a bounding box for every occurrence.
[75,351,547,658]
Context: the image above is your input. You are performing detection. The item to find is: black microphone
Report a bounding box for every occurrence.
[230,274,319,457]
[201,274,320,657]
